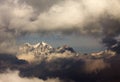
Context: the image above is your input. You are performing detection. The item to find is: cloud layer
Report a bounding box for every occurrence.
[0,0,120,53]
[0,70,63,82]
[1,52,120,82]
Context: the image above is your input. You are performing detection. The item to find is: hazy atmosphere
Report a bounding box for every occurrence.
[0,0,120,82]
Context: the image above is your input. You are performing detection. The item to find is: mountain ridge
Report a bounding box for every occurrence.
[17,42,117,63]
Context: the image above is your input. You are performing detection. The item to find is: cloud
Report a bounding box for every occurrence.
[16,52,110,81]
[0,0,33,53]
[1,52,120,82]
[0,70,63,82]
[1,0,120,34]
[0,53,28,72]
[17,53,36,63]
[17,51,75,63]
[84,59,109,73]
[28,0,120,34]
[0,0,120,53]
[20,0,62,12]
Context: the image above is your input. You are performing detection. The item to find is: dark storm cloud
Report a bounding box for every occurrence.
[1,52,120,82]
[0,71,64,82]
[99,17,120,53]
[100,17,120,37]
[0,53,28,72]
[102,37,117,48]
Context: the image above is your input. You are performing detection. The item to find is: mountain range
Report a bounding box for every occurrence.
[17,42,117,63]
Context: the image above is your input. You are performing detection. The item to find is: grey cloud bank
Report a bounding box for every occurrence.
[0,0,120,53]
[0,49,119,82]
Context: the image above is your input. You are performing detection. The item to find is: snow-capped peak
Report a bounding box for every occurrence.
[56,45,75,53]
[32,41,47,48]
[19,42,54,55]
[33,43,41,48]
[24,42,32,47]
[41,41,47,46]
[40,41,53,49]
[17,42,77,63]
[17,42,118,63]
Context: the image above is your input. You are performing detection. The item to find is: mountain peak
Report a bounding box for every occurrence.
[17,42,77,63]
[17,42,118,63]
[24,42,32,47]
[41,41,46,45]
[33,43,40,48]
[56,45,75,53]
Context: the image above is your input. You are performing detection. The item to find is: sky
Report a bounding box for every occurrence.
[0,0,120,54]
[17,33,104,53]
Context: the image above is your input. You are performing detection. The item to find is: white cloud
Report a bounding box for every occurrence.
[0,0,120,53]
[1,0,120,33]
[30,0,120,33]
